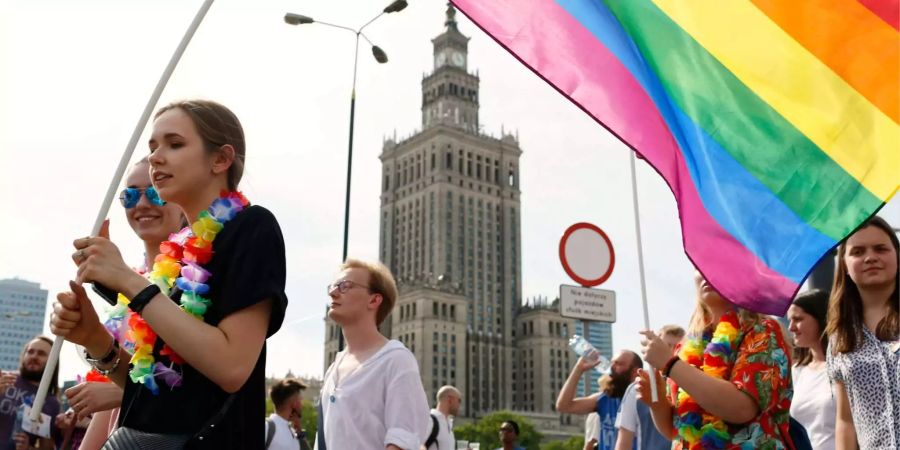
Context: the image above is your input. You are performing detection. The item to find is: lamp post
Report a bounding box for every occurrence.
[284,0,407,352]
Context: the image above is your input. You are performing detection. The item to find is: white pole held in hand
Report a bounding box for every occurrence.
[30,0,216,421]
[629,150,659,403]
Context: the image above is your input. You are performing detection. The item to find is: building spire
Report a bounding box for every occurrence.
[445,2,458,30]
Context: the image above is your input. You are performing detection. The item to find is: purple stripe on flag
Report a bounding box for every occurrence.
[452,0,798,312]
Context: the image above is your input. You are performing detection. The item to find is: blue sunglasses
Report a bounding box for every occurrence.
[119,187,165,208]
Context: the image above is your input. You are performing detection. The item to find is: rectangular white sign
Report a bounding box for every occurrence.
[559,284,616,322]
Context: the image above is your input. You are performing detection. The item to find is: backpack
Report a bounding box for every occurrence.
[424,414,440,449]
[265,418,276,449]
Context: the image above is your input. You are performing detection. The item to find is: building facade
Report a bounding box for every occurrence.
[513,298,577,427]
[0,278,49,371]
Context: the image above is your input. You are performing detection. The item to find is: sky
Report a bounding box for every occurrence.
[3,0,899,384]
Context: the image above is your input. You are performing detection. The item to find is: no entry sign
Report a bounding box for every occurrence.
[559,222,615,287]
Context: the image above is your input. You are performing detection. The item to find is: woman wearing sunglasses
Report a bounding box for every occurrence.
[71,157,186,450]
[51,99,288,449]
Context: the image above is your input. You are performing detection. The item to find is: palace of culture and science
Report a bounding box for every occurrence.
[323,6,611,438]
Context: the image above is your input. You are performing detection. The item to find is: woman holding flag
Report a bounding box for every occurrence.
[825,216,900,450]
[50,99,288,449]
[636,271,793,449]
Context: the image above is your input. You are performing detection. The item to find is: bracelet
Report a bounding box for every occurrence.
[662,355,680,378]
[84,337,119,366]
[128,284,161,314]
[95,354,121,377]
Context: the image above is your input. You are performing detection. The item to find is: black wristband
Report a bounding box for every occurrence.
[129,284,161,314]
[663,355,680,378]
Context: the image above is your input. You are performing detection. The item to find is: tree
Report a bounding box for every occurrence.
[541,436,585,450]
[454,411,543,450]
[300,399,317,447]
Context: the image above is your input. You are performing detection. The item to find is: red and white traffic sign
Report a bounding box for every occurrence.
[559,222,615,287]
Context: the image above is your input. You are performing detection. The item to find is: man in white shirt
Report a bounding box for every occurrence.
[317,259,430,450]
[584,413,599,450]
[614,325,684,450]
[424,385,461,450]
[265,377,308,450]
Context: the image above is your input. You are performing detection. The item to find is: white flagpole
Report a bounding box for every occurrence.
[629,151,660,403]
[30,0,216,422]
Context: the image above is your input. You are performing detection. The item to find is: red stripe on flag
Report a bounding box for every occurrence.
[858,0,900,30]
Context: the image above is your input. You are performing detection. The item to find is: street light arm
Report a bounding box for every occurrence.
[358,11,385,34]
[310,19,359,35]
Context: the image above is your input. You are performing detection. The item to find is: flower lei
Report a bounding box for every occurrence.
[105,191,249,394]
[673,309,744,450]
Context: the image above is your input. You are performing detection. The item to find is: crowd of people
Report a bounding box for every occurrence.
[0,99,897,449]
[558,215,900,450]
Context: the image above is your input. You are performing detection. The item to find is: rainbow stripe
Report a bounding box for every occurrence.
[452,0,900,314]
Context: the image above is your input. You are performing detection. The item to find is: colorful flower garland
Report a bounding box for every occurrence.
[105,191,248,394]
[674,309,744,450]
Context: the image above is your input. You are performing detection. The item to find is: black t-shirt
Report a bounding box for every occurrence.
[119,205,287,449]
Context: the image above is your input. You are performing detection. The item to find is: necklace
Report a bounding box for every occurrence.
[108,191,248,394]
[674,309,744,450]
[328,352,350,403]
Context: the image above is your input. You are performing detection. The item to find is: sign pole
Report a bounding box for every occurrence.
[629,151,659,403]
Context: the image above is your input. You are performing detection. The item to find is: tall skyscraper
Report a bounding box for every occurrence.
[378,5,522,417]
[0,278,49,370]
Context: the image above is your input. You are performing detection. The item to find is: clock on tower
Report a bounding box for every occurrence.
[450,50,465,68]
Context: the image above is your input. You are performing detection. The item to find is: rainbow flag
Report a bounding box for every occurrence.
[452,0,900,314]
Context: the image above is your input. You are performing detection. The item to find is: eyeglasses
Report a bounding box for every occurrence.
[119,187,165,208]
[327,279,371,295]
[499,427,515,433]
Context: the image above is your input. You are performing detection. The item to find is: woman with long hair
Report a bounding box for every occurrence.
[50,99,288,449]
[825,216,900,450]
[637,271,793,449]
[71,157,186,450]
[787,289,834,450]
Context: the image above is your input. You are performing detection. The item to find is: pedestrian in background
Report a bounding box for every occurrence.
[825,216,900,450]
[788,290,834,450]
[318,259,429,450]
[557,350,642,450]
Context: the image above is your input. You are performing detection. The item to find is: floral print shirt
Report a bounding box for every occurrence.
[669,318,793,450]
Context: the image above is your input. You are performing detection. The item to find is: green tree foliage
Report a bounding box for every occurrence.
[541,436,585,450]
[300,399,317,446]
[453,411,543,450]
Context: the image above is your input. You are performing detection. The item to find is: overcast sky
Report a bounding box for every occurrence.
[3,0,898,383]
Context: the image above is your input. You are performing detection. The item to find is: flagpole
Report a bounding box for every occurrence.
[629,151,659,403]
[30,0,216,422]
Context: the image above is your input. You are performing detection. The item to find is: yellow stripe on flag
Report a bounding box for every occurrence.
[653,0,900,201]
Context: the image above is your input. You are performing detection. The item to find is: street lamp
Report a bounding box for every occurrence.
[284,0,408,351]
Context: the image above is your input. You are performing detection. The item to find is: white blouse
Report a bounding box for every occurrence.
[790,364,835,450]
[318,340,430,450]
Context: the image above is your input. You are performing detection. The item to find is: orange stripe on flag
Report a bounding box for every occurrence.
[859,0,900,31]
[753,0,900,124]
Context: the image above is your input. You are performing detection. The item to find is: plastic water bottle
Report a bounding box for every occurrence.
[569,335,611,373]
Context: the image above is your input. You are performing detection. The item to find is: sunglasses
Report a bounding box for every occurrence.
[119,187,165,208]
